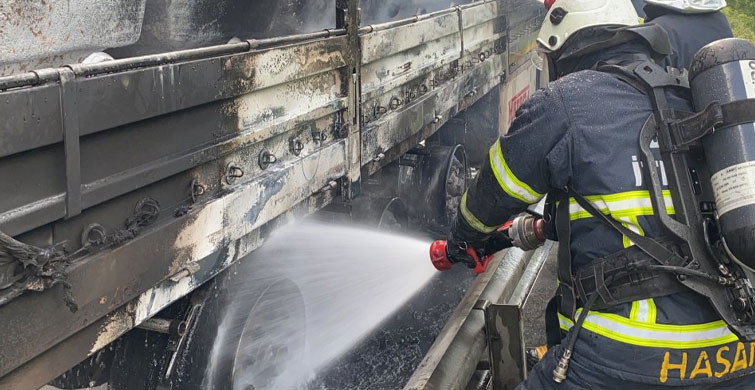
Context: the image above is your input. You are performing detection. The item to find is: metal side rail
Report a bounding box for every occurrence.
[404,241,554,390]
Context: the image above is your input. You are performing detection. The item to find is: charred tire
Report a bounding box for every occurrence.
[430,86,500,168]
[173,258,306,390]
[399,144,468,236]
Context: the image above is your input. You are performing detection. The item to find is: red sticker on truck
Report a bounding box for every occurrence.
[508,87,529,124]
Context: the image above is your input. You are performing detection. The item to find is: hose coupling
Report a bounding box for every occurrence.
[552,348,572,383]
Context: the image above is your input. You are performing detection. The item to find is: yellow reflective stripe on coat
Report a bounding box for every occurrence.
[619,215,644,248]
[460,192,497,234]
[569,190,675,221]
[558,311,738,349]
[630,299,657,324]
[489,140,544,204]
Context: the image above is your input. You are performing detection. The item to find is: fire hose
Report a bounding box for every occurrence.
[430,214,546,274]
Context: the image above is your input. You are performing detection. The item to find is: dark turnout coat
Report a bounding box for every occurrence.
[644,4,733,70]
[452,44,755,388]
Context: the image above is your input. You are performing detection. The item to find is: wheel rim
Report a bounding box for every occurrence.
[231,278,307,390]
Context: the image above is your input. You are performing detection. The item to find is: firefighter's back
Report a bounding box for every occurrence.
[536,67,755,388]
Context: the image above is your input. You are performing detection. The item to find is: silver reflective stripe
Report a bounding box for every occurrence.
[558,311,738,349]
[489,140,544,204]
[568,190,675,221]
[460,192,497,234]
[630,299,657,323]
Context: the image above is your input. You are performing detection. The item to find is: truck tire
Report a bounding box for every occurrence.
[430,86,501,168]
[173,258,307,390]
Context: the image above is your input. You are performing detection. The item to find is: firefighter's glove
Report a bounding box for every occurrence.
[483,231,514,255]
[446,237,485,269]
[447,231,513,269]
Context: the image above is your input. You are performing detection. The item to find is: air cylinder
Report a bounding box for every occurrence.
[689,38,755,269]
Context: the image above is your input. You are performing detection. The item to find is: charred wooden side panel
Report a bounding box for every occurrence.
[0,37,348,238]
[0,185,338,389]
[360,1,508,175]
[0,139,346,377]
[0,33,349,381]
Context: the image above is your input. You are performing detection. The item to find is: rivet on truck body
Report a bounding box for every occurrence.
[258,150,277,170]
[289,138,304,156]
[312,130,328,145]
[225,162,244,185]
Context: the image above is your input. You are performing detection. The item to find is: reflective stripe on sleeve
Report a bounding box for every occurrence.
[558,311,738,349]
[460,192,498,234]
[489,140,544,204]
[569,190,675,221]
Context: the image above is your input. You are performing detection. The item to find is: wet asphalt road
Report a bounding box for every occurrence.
[310,246,559,389]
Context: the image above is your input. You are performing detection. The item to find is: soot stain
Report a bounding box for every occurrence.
[244,168,289,226]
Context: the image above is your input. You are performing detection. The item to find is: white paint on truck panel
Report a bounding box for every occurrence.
[90,277,196,354]
[741,60,755,98]
[172,141,346,264]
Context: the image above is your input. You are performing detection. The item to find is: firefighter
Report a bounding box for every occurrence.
[446,0,755,388]
[643,0,733,70]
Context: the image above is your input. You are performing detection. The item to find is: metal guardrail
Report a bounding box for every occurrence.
[405,241,553,390]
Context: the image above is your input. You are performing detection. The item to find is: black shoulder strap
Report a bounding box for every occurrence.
[587,61,691,267]
[555,61,692,319]
[595,60,689,92]
[554,191,577,319]
[553,186,690,319]
[542,192,559,241]
[596,60,689,93]
[671,99,755,147]
[629,60,690,90]
[594,63,647,94]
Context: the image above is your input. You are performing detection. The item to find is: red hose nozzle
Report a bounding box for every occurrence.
[430,240,453,271]
[429,240,492,274]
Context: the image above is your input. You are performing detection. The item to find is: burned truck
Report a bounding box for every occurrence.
[0,0,546,388]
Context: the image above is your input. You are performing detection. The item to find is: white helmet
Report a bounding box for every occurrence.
[537,0,641,53]
[644,0,726,13]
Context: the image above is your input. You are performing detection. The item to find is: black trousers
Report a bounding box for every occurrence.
[518,344,755,390]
